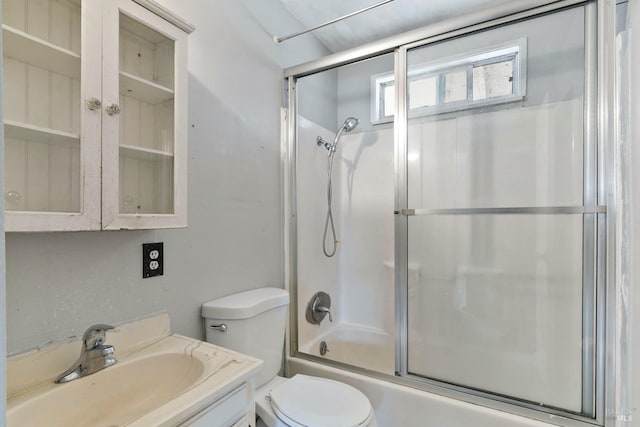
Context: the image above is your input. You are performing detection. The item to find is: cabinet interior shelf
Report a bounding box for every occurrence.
[120,144,174,161]
[2,25,80,79]
[119,71,174,104]
[4,120,80,148]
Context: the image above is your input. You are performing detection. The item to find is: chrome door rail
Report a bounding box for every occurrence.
[399,206,607,216]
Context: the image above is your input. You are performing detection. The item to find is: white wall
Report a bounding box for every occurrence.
[623,1,639,424]
[4,0,331,355]
[0,1,7,417]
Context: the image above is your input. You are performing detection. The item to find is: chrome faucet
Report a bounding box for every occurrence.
[55,324,117,384]
[313,299,333,322]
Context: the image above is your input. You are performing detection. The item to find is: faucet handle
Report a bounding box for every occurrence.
[307,292,332,324]
[82,324,115,349]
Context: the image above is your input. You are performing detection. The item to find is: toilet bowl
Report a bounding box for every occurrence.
[201,288,376,427]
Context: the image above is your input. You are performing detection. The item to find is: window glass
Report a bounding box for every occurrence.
[383,83,395,117]
[409,76,437,109]
[443,70,467,103]
[473,60,514,100]
[372,40,525,122]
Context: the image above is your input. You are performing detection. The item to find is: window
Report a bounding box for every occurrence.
[371,39,527,123]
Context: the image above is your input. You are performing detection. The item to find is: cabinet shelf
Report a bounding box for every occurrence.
[4,120,80,148]
[119,71,174,104]
[2,25,80,79]
[120,144,174,161]
[4,0,189,231]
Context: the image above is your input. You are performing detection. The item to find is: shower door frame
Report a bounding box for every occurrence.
[283,1,618,426]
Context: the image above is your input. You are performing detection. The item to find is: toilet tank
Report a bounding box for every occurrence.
[201,287,289,388]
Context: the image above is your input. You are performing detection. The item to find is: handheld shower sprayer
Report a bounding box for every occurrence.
[341,117,359,133]
[316,117,359,257]
[316,117,359,156]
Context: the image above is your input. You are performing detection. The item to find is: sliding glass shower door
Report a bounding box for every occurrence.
[287,1,610,423]
[401,4,598,415]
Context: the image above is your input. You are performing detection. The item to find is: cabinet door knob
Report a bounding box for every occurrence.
[106,103,121,116]
[86,98,102,111]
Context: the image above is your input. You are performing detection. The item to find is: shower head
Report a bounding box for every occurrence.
[330,116,359,152]
[317,116,360,157]
[342,117,359,133]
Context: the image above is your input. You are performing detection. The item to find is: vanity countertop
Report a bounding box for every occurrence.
[6,313,262,426]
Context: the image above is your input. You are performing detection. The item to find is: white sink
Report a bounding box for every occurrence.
[7,314,262,427]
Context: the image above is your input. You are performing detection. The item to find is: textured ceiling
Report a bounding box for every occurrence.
[278,0,517,52]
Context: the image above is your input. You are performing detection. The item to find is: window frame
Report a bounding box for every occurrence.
[370,38,528,124]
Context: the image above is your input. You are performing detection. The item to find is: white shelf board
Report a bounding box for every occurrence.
[120,144,174,161]
[4,120,80,147]
[120,71,174,104]
[2,25,80,79]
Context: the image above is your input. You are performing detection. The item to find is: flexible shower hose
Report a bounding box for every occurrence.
[322,149,338,257]
[320,119,358,257]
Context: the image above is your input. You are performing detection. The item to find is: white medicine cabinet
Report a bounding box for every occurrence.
[2,0,193,231]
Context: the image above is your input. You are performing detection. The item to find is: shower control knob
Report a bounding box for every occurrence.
[307,291,332,324]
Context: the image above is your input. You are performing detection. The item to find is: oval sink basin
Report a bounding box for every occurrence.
[7,315,262,427]
[8,352,204,427]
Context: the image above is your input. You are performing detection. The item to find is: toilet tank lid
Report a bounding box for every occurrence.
[201,287,290,319]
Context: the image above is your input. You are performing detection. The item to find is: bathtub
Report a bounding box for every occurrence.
[287,358,562,427]
[291,325,561,427]
[299,323,394,375]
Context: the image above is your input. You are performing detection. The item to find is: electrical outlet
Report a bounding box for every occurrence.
[143,242,163,278]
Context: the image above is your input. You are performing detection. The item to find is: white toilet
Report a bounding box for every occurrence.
[202,287,376,427]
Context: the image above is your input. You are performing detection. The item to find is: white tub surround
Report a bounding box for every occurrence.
[300,323,394,375]
[7,313,262,427]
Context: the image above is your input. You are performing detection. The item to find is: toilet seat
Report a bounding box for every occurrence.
[268,375,373,427]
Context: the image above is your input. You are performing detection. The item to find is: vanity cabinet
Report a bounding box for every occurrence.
[2,0,192,231]
[181,383,256,427]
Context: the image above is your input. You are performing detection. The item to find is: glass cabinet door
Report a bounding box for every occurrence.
[2,0,101,231]
[101,0,187,229]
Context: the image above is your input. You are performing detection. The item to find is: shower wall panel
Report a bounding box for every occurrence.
[295,116,396,350]
[296,116,341,349]
[336,129,394,334]
[295,53,396,372]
